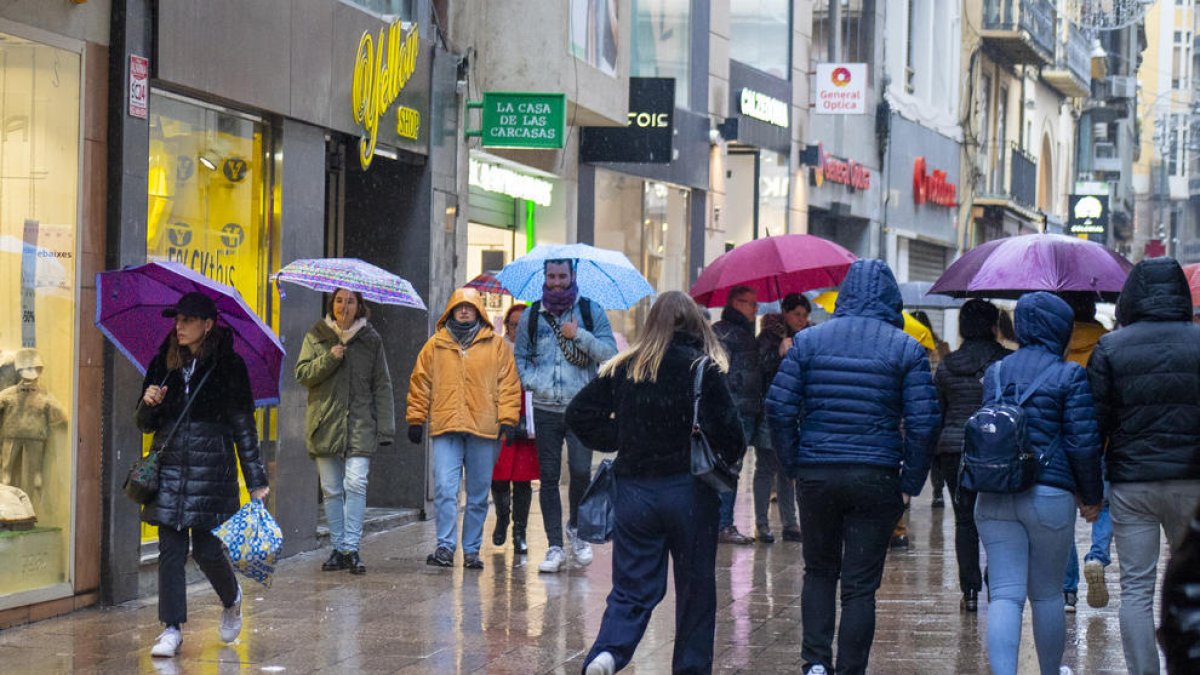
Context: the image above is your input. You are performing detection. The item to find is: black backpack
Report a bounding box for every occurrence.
[960,361,1057,494]
[526,298,595,360]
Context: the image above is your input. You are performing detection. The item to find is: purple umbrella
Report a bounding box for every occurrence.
[929,234,1134,302]
[95,261,285,406]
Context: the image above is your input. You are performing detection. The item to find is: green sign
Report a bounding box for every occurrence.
[467,92,566,149]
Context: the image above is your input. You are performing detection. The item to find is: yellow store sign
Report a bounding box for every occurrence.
[351,19,421,169]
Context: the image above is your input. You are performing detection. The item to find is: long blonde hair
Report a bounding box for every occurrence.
[600,291,729,383]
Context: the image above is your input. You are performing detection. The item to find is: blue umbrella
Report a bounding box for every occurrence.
[497,243,655,310]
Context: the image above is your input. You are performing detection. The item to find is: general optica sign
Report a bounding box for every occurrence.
[814,63,867,115]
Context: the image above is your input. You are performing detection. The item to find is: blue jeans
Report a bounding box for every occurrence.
[585,473,719,674]
[315,455,372,552]
[976,485,1076,675]
[432,433,500,554]
[1063,498,1112,593]
[718,413,757,529]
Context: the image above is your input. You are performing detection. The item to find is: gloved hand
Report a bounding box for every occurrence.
[498,424,516,443]
[407,424,424,445]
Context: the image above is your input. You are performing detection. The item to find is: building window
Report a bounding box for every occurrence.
[569,0,619,76]
[1169,115,1181,176]
[905,0,918,93]
[730,0,791,79]
[0,32,81,601]
[1173,30,1185,89]
[344,0,414,19]
[811,0,876,79]
[631,0,691,107]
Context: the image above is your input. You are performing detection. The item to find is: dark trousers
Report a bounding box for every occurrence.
[930,456,945,496]
[534,408,593,548]
[491,480,532,531]
[796,465,905,675]
[157,524,239,626]
[585,473,719,675]
[939,452,982,594]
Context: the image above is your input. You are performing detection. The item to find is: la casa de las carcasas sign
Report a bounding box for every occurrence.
[807,142,870,191]
[352,18,422,169]
[912,157,957,207]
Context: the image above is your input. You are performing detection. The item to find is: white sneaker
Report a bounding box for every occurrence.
[150,627,182,658]
[573,537,594,566]
[219,586,243,643]
[1084,559,1110,608]
[1060,667,1074,675]
[807,667,829,675]
[585,651,616,675]
[539,546,567,573]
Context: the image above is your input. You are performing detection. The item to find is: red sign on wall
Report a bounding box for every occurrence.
[809,142,871,191]
[129,55,149,119]
[912,157,956,207]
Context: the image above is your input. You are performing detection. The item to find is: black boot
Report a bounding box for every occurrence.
[511,481,531,554]
[345,550,366,575]
[321,550,347,571]
[962,589,978,612]
[492,482,511,546]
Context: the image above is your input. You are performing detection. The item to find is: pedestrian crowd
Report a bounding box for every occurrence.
[135,256,1200,675]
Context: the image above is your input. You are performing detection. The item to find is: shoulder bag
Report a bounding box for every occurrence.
[690,357,738,493]
[124,366,214,505]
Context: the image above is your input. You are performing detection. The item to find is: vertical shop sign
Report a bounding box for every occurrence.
[814,63,867,115]
[351,20,422,169]
[580,78,675,163]
[129,55,149,119]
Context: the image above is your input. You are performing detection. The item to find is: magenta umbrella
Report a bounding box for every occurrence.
[95,261,285,406]
[928,234,1133,301]
[689,234,858,307]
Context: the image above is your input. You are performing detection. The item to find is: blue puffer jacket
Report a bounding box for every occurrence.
[981,292,1103,505]
[765,259,940,496]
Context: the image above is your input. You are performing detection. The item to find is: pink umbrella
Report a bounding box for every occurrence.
[1184,263,1200,307]
[465,271,510,296]
[689,234,857,307]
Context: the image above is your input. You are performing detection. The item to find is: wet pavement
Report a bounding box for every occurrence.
[0,469,1154,674]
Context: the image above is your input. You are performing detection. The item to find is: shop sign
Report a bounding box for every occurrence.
[468,158,553,206]
[580,78,675,164]
[351,19,422,169]
[912,157,956,207]
[129,55,149,119]
[466,93,567,149]
[739,88,789,128]
[806,143,870,191]
[815,63,867,115]
[1068,194,1109,240]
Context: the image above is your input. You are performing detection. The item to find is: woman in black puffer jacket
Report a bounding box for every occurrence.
[136,292,269,658]
[567,291,746,675]
[933,299,1011,612]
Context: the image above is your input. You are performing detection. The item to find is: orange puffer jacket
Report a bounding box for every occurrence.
[406,288,521,439]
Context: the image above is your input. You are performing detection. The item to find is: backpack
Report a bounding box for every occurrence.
[960,361,1057,494]
[526,298,595,360]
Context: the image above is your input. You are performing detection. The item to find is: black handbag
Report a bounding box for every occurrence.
[123,367,213,505]
[690,357,738,493]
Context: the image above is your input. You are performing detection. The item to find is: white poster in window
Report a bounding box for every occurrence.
[815,63,867,115]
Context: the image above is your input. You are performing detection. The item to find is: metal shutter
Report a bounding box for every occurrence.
[907,240,948,282]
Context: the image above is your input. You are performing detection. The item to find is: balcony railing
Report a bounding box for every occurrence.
[1044,23,1092,97]
[1067,25,1091,89]
[1010,144,1038,208]
[981,0,1057,65]
[975,142,1039,209]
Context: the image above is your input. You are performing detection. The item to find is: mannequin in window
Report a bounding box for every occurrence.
[0,348,68,496]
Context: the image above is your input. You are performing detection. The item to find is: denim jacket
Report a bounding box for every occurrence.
[513,298,618,412]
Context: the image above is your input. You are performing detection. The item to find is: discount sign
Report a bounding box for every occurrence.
[815,63,866,115]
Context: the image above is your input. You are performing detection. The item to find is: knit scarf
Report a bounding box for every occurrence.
[447,317,482,349]
[325,315,367,344]
[542,281,579,316]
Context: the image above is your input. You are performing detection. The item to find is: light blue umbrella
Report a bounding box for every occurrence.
[497,243,655,310]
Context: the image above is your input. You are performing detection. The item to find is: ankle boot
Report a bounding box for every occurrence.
[512,522,528,554]
[962,589,978,612]
[492,486,512,546]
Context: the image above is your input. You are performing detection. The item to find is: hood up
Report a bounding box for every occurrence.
[1116,257,1193,325]
[1014,291,1073,354]
[437,288,494,332]
[832,259,904,328]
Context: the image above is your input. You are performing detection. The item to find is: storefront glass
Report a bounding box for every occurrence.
[144,92,279,543]
[570,0,619,76]
[594,169,689,341]
[730,0,790,79]
[631,0,690,107]
[726,150,790,245]
[0,33,81,600]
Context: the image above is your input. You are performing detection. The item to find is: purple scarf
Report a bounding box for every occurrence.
[542,281,579,315]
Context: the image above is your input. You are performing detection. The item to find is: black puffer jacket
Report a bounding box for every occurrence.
[1089,258,1200,484]
[136,328,268,530]
[713,307,762,418]
[933,338,1011,455]
[565,332,747,478]
[1161,499,1200,674]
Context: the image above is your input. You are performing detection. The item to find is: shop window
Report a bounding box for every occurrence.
[144,92,279,544]
[730,0,790,79]
[631,0,691,107]
[811,0,876,82]
[570,0,619,76]
[0,33,80,601]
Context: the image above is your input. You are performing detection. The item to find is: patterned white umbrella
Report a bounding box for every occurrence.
[497,243,654,310]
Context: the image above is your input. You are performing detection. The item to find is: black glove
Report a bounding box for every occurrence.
[498,424,516,444]
[407,424,424,445]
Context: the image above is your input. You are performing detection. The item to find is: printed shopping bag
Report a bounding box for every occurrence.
[212,499,284,587]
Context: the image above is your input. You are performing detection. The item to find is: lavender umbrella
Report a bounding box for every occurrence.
[929,234,1133,302]
[95,261,285,406]
[272,258,426,309]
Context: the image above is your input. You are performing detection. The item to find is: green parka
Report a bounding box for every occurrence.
[296,318,395,458]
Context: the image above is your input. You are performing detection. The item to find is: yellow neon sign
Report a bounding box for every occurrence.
[351,20,421,169]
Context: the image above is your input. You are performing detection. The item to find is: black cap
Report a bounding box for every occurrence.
[162,291,218,319]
